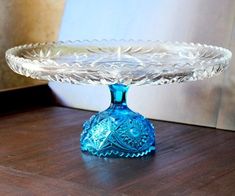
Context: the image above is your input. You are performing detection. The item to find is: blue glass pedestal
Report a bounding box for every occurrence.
[80,84,156,158]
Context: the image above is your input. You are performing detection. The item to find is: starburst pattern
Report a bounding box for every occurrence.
[80,106,155,157]
[5,40,232,85]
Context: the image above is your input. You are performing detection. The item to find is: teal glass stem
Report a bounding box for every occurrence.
[80,84,156,158]
[109,84,128,106]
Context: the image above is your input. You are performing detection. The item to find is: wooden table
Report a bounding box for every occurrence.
[0,85,235,195]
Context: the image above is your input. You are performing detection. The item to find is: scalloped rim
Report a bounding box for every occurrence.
[6,39,232,66]
[81,145,156,158]
[5,39,232,86]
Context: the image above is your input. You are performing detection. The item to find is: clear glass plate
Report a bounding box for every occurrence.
[5,40,232,158]
[5,40,232,86]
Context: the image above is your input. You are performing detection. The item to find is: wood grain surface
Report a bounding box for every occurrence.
[0,105,235,195]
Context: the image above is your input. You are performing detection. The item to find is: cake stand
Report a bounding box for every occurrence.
[5,40,232,158]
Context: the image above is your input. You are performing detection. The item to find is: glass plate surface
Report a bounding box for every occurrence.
[5,40,232,85]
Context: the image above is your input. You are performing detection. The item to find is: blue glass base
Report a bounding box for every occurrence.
[80,105,156,158]
[80,84,156,158]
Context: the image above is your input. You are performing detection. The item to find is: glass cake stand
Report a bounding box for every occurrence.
[5,40,232,158]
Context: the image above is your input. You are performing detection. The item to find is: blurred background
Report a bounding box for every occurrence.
[0,0,65,89]
[1,0,235,130]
